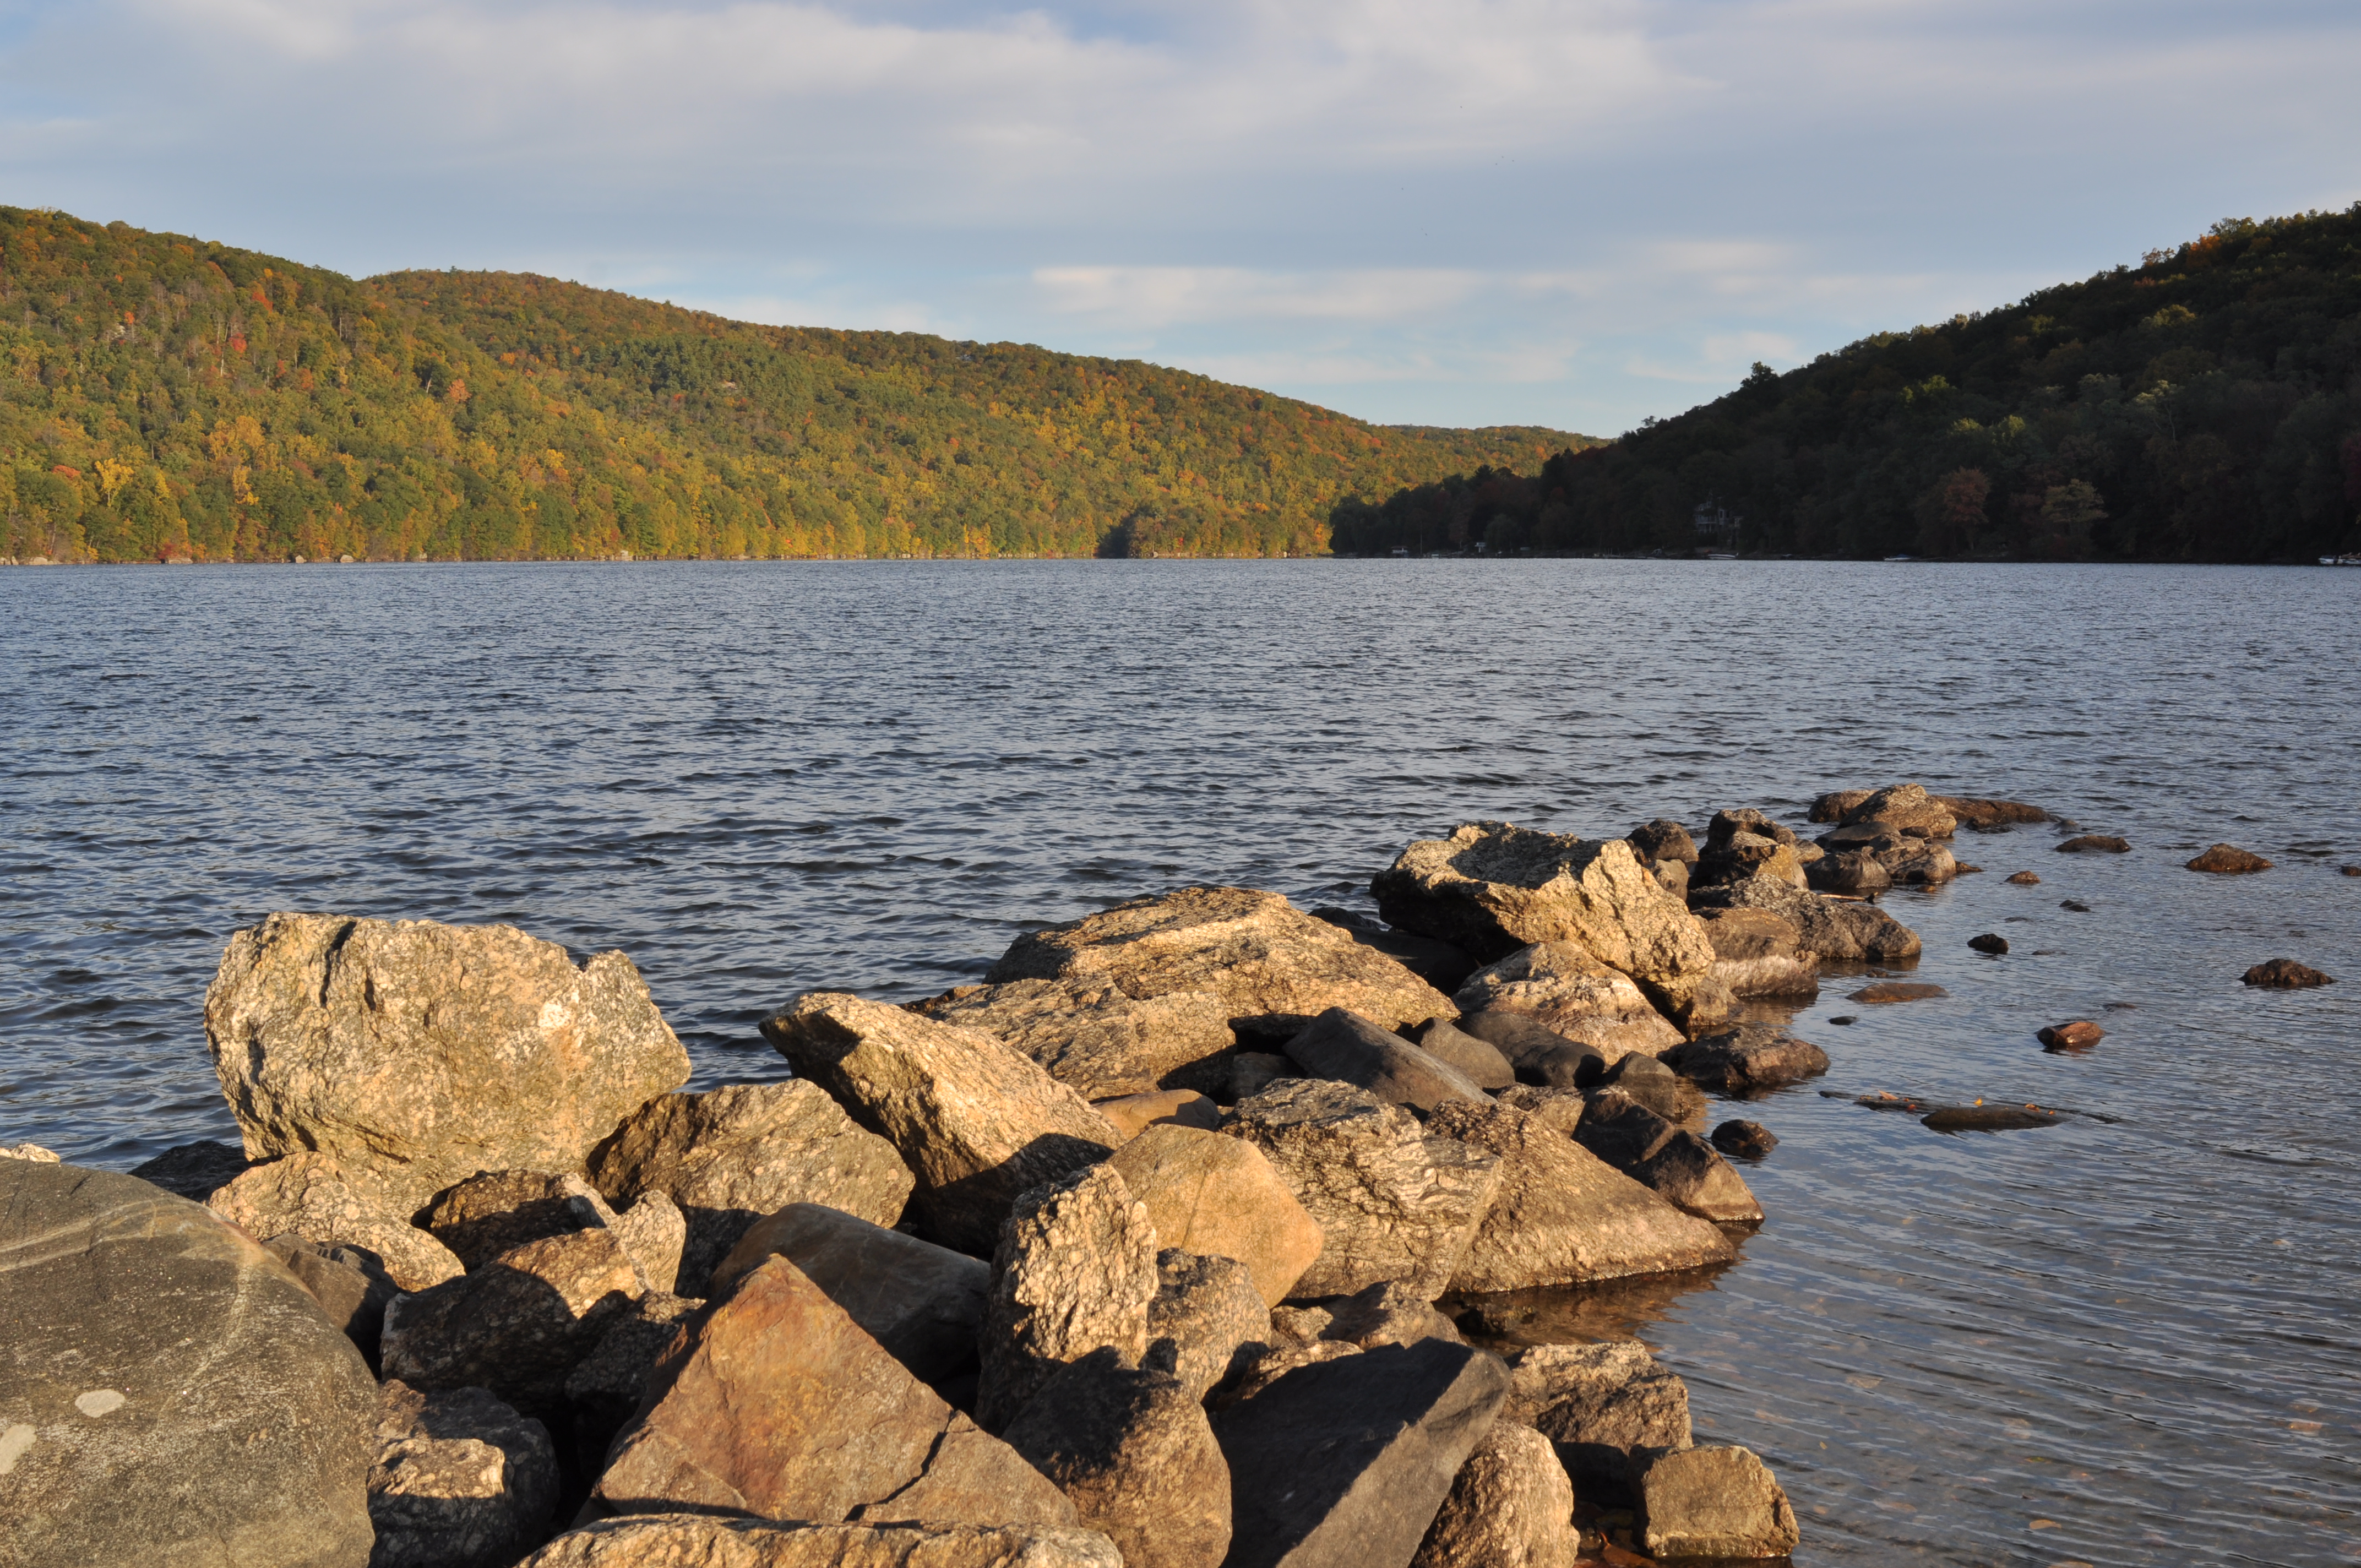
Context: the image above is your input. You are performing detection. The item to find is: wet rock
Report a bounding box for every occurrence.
[1848,982,1947,1004]
[205,913,690,1192]
[1567,1091,1761,1224]
[1091,1088,1222,1141]
[1149,1249,1272,1397]
[1001,1347,1231,1568]
[0,1162,378,1568]
[2055,834,2131,853]
[711,1202,989,1385]
[1625,819,1699,867]
[1933,794,2049,828]
[1374,824,1721,1026]
[1827,1015,1857,1025]
[1662,1025,1830,1095]
[127,1137,251,1200]
[585,1080,915,1294]
[1427,1099,1735,1291]
[425,1168,618,1271]
[1283,1006,1490,1114]
[1711,1119,1777,1159]
[209,1151,464,1291]
[1689,874,1922,963]
[1230,1050,1293,1101]
[1838,782,1957,839]
[1410,1420,1579,1568]
[1693,832,1805,894]
[1457,1009,1608,1088]
[1969,933,2010,955]
[2037,1020,2105,1050]
[1640,1444,1800,1560]
[1415,1017,1517,1090]
[265,1233,399,1369]
[369,1379,559,1568]
[1805,846,1894,896]
[913,978,1239,1099]
[1224,1078,1500,1301]
[1694,907,1821,999]
[1807,789,1871,823]
[563,1292,703,1470]
[1215,1338,1510,1568]
[382,1227,645,1418]
[2242,957,2335,989]
[1309,906,1484,993]
[1505,1340,1689,1502]
[2005,870,2042,885]
[515,1518,1122,1568]
[762,992,1116,1256]
[2188,843,2273,873]
[1318,1280,1465,1349]
[1594,1052,1707,1126]
[2061,898,2093,912]
[976,1165,1160,1434]
[1451,942,1684,1063]
[987,885,1455,1034]
[1922,1102,2066,1131]
[2342,864,2361,877]
[1108,1124,1325,1308]
[596,1256,1076,1527]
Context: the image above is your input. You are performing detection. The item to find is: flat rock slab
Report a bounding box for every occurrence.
[515,1519,1124,1568]
[1215,1338,1510,1568]
[915,979,1240,1099]
[0,1162,379,1568]
[2188,843,2272,873]
[710,1202,989,1386]
[1847,982,1947,1004]
[2242,958,2335,989]
[1640,1444,1800,1560]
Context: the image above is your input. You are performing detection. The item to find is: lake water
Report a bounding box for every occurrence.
[3,558,2355,1566]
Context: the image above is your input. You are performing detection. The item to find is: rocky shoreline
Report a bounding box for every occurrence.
[0,785,2336,1568]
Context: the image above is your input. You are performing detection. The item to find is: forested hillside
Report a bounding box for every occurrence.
[1334,206,2361,561]
[0,208,1581,563]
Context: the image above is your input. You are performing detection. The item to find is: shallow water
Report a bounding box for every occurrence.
[4,558,2356,1566]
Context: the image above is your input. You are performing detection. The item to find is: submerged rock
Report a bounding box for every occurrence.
[2037,1020,2105,1050]
[2188,843,2273,873]
[1848,982,1947,1004]
[1641,1444,1800,1560]
[368,1379,559,1568]
[913,978,1239,1099]
[976,1165,1160,1434]
[1969,933,2010,954]
[1451,941,1684,1062]
[2242,957,2335,989]
[1108,1124,1324,1308]
[2055,834,2131,853]
[1921,1102,2067,1131]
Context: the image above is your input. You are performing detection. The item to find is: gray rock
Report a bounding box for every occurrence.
[1451,942,1684,1063]
[1411,1420,1579,1568]
[2056,833,2132,854]
[1689,874,1923,963]
[976,1165,1160,1434]
[383,1227,646,1418]
[369,1379,559,1568]
[912,979,1239,1099]
[127,1137,251,1200]
[595,1257,1076,1529]
[1001,1347,1231,1568]
[205,913,690,1193]
[1318,1280,1464,1349]
[1426,1101,1734,1293]
[563,1292,704,1472]
[1626,1130,1764,1226]
[1109,1126,1325,1308]
[1506,1340,1691,1502]
[209,1152,465,1292]
[1662,1025,1831,1095]
[265,1233,399,1370]
[1149,1250,1272,1399]
[709,1202,989,1386]
[1230,1051,1294,1102]
[1694,906,1821,999]
[1806,847,1894,896]
[1283,1007,1490,1114]
[1493,1085,1590,1135]
[1456,1010,1605,1088]
[1415,1018,1517,1090]
[1214,1339,1367,1408]
[1215,1338,1510,1568]
[762,993,1116,1257]
[1223,1079,1500,1301]
[585,1080,914,1292]
[0,1162,377,1568]
[515,1519,1123,1568]
[1641,1444,1801,1559]
[1593,1054,1707,1125]
[1625,819,1698,866]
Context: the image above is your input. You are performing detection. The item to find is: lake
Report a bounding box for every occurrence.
[3,557,2355,1566]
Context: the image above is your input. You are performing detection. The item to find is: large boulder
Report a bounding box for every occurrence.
[912,979,1239,1099]
[1223,1079,1500,1302]
[1282,1007,1489,1114]
[976,1166,1160,1433]
[515,1519,1122,1568]
[1147,1250,1272,1398]
[1451,943,1683,1063]
[382,1227,645,1418]
[563,1292,704,1472]
[1813,820,1958,885]
[208,1151,464,1291]
[761,993,1118,1256]
[1691,811,1808,892]
[1001,1347,1232,1568]
[1425,1100,1734,1292]
[984,886,1454,1033]
[1641,1445,1801,1560]
[127,1137,252,1200]
[585,1081,915,1293]
[710,1203,989,1387]
[1410,1420,1579,1568]
[1375,825,1720,1026]
[1689,874,1922,963]
[595,1257,1075,1528]
[1107,1124,1324,1307]
[264,1233,399,1370]
[1694,906,1820,999]
[368,1379,559,1568]
[0,1162,378,1568]
[1215,1338,1509,1568]
[1505,1341,1690,1501]
[205,913,690,1192]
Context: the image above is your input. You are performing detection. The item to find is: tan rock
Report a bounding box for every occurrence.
[596,1256,1076,1529]
[1641,1445,1800,1559]
[1224,1079,1500,1302]
[1002,1347,1231,1568]
[1109,1124,1323,1307]
[369,1380,559,1568]
[976,1165,1160,1433]
[1506,1340,1692,1500]
[2188,842,2272,873]
[914,979,1239,1098]
[1841,782,1957,838]
[984,886,1454,1032]
[383,1227,645,1417]
[710,1202,988,1385]
[1319,1280,1464,1350]
[424,1168,618,1270]
[1148,1250,1271,1398]
[1425,1099,1734,1294]
[209,1151,463,1291]
[0,1142,59,1162]
[761,993,1117,1256]
[1451,942,1683,1063]
[205,913,689,1189]
[1694,906,1821,998]
[585,1080,914,1292]
[1411,1421,1578,1568]
[516,1519,1122,1568]
[1690,874,1923,963]
[1091,1088,1222,1141]
[608,1193,687,1296]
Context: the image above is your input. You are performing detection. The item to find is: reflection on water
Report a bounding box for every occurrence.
[1452,1264,1745,1349]
[3,558,2357,1566]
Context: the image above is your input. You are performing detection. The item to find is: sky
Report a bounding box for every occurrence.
[4,1,2358,435]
